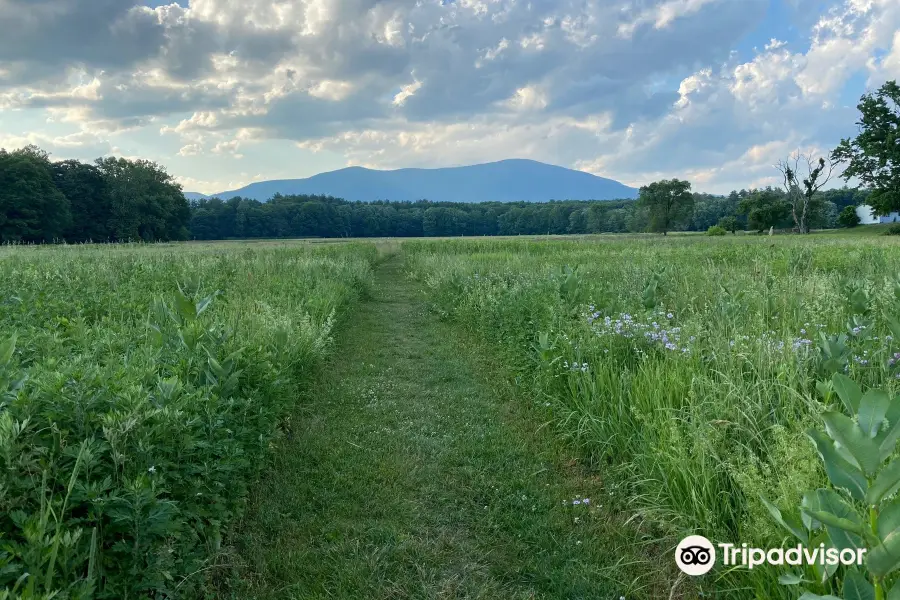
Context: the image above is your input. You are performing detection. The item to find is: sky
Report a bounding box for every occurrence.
[0,0,898,195]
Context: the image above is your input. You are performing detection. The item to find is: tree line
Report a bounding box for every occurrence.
[187,186,867,239]
[1,80,897,242]
[0,145,189,243]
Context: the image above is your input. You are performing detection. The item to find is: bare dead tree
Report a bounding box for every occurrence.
[775,152,836,234]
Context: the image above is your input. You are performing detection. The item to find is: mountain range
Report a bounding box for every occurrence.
[184,159,638,203]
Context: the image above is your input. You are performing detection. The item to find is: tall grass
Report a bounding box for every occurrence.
[404,235,900,597]
[0,241,377,599]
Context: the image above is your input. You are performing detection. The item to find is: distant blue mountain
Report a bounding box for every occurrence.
[185,159,637,203]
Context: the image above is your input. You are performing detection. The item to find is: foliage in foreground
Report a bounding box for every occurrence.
[764,372,900,599]
[405,235,900,598]
[0,242,376,598]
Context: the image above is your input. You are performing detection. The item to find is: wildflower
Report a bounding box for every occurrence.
[583,498,590,504]
[148,465,156,474]
[666,312,674,319]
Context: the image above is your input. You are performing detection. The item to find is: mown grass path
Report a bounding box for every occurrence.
[228,254,668,599]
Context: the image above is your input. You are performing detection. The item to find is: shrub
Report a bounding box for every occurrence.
[884,223,900,236]
[838,205,861,228]
[717,215,740,234]
[706,225,727,236]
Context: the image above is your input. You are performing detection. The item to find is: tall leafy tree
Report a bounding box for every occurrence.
[637,179,694,235]
[0,146,71,242]
[96,157,190,241]
[738,188,791,232]
[832,80,900,215]
[52,160,112,242]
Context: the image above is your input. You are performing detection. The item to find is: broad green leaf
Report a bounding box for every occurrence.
[196,291,219,316]
[875,396,900,461]
[761,495,809,544]
[888,578,900,600]
[867,526,900,578]
[817,379,834,401]
[173,289,196,322]
[802,491,823,531]
[842,570,875,600]
[823,412,882,476]
[869,458,900,506]
[803,489,865,551]
[808,428,868,501]
[0,333,16,366]
[778,572,807,585]
[810,531,840,584]
[859,389,892,437]
[798,594,841,600]
[805,508,863,535]
[833,373,863,413]
[878,497,900,540]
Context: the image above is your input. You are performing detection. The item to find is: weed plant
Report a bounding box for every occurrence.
[0,242,376,598]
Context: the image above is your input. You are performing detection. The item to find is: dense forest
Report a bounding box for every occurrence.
[188,187,868,239]
[0,143,872,243]
[0,145,189,243]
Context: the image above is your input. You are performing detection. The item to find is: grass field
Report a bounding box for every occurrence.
[0,241,377,598]
[404,234,900,598]
[3,233,900,599]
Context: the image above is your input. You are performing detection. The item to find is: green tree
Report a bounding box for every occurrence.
[717,215,740,234]
[0,146,71,242]
[833,80,900,215]
[96,157,190,241]
[838,205,861,228]
[738,188,791,233]
[637,179,693,235]
[52,160,112,242]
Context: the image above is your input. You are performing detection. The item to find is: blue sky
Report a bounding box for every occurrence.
[1,0,898,194]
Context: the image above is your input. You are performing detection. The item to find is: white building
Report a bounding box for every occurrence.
[857,204,900,224]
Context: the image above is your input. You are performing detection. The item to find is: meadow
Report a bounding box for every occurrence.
[0,241,377,598]
[3,232,900,599]
[404,234,900,598]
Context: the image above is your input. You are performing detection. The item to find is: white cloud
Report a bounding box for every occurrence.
[392,79,422,106]
[619,0,720,38]
[0,0,898,195]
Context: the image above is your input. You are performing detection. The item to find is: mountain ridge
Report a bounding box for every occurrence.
[185,159,638,203]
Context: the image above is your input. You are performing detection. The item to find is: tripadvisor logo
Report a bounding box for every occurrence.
[675,536,716,576]
[675,535,866,576]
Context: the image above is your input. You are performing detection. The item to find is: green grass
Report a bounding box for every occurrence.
[816,223,898,236]
[404,234,900,598]
[0,241,377,598]
[226,255,672,599]
[8,233,900,599]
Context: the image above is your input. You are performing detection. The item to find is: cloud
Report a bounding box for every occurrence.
[0,0,898,194]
